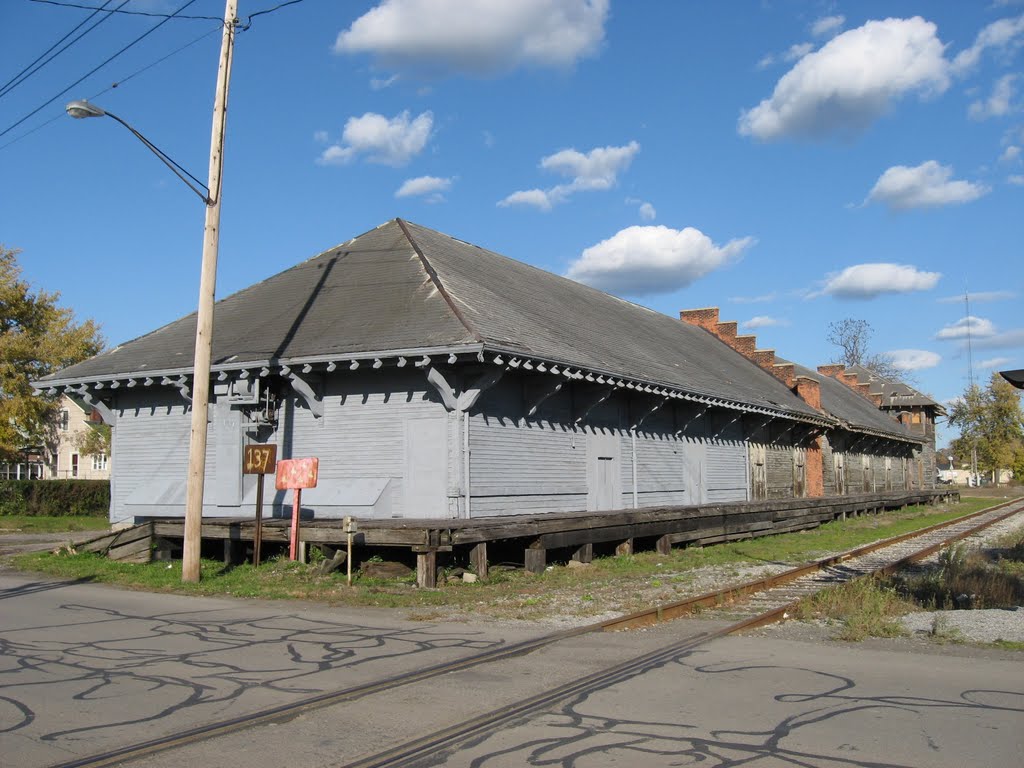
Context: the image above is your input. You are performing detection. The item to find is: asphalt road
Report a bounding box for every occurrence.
[1,569,1021,768]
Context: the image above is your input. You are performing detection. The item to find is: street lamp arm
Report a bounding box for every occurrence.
[65,100,213,205]
[105,111,213,205]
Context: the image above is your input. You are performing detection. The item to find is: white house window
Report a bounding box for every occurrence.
[60,410,69,430]
[92,453,108,471]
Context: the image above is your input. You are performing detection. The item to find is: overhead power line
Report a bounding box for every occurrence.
[0,0,124,101]
[0,22,221,153]
[29,0,223,22]
[31,0,309,28]
[0,0,201,140]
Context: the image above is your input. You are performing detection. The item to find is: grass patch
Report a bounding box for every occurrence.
[3,497,1005,621]
[0,515,111,534]
[797,578,916,641]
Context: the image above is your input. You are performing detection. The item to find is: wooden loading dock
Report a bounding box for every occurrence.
[81,490,959,587]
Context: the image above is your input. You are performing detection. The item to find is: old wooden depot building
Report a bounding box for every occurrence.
[38,220,940,544]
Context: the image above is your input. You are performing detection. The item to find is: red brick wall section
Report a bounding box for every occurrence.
[753,349,776,370]
[679,307,720,331]
[715,321,739,344]
[806,438,824,497]
[816,364,845,379]
[794,376,821,410]
[734,335,757,356]
[772,363,795,389]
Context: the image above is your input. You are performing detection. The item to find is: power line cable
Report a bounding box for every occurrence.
[29,0,223,22]
[0,0,123,100]
[32,0,308,29]
[0,21,221,152]
[0,0,201,140]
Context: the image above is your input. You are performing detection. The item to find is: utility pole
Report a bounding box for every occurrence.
[182,0,238,582]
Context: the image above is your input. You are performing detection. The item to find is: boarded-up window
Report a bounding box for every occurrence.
[793,448,806,497]
[750,443,767,500]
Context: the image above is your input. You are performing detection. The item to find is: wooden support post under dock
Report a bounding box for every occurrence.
[470,542,488,579]
[572,542,593,563]
[416,550,437,588]
[525,542,546,574]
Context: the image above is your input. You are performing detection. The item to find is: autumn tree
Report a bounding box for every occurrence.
[826,318,908,382]
[948,372,1024,482]
[0,245,104,461]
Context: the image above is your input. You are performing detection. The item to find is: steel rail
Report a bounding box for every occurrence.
[52,496,1023,768]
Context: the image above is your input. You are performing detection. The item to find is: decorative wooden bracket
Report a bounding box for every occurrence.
[287,371,324,418]
[527,380,562,417]
[77,388,117,426]
[458,369,503,412]
[426,367,503,413]
[161,375,192,404]
[574,387,612,425]
[631,397,668,430]
[425,367,459,411]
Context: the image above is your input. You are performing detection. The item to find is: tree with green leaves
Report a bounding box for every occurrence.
[0,245,104,461]
[948,372,1024,483]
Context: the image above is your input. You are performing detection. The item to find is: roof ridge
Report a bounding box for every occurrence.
[396,218,483,344]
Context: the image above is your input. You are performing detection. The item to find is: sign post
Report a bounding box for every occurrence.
[275,457,319,561]
[242,444,277,566]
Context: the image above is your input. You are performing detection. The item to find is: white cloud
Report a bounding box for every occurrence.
[937,290,1016,304]
[626,197,656,220]
[498,188,554,210]
[566,226,755,295]
[811,15,845,38]
[316,110,433,167]
[969,74,1018,120]
[935,316,997,340]
[951,13,1024,74]
[1009,173,1024,184]
[395,175,452,199]
[784,42,814,62]
[741,315,789,330]
[756,53,775,70]
[885,349,941,371]
[975,329,1024,349]
[499,141,639,209]
[333,0,609,76]
[866,160,989,210]
[819,263,941,299]
[980,356,1013,369]
[1001,145,1022,163]
[738,17,950,141]
[370,74,400,90]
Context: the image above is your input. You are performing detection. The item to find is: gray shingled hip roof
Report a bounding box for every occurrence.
[40,219,832,425]
[784,361,920,443]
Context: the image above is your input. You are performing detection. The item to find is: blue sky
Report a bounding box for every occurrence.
[2,0,1022,447]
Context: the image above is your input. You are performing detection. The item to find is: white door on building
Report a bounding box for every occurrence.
[587,431,621,511]
[404,417,450,518]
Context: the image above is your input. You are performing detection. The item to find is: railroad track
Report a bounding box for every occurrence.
[55,496,1024,768]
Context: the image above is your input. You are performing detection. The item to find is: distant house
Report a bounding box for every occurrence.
[35,219,924,526]
[48,394,111,480]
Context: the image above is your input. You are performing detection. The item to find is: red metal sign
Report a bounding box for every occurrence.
[276,457,319,490]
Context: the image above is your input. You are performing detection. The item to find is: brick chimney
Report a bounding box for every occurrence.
[772,362,796,389]
[734,335,757,357]
[794,376,821,410]
[714,320,738,346]
[679,307,720,332]
[816,364,845,379]
[752,349,776,370]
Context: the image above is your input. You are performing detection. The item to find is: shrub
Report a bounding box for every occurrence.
[0,480,109,517]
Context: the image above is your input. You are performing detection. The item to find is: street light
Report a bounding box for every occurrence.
[65,100,212,205]
[66,0,237,583]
